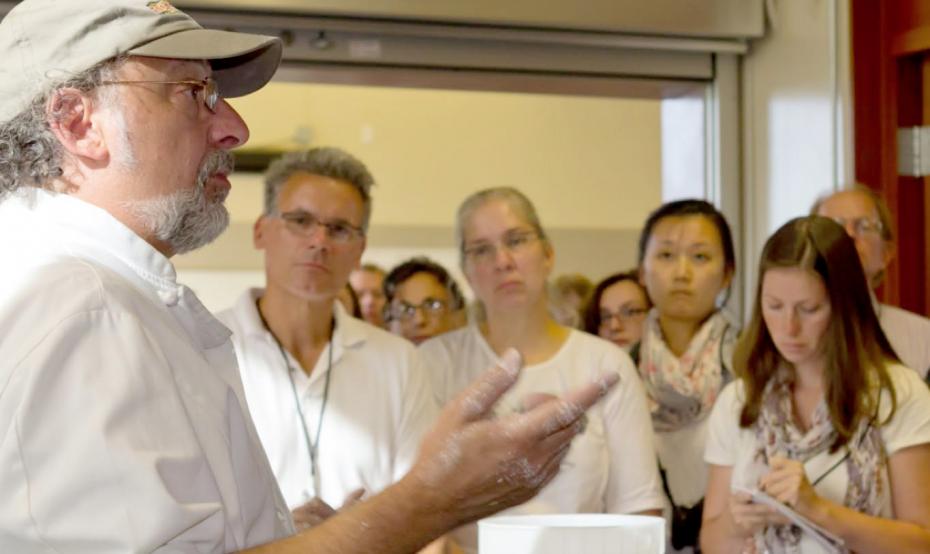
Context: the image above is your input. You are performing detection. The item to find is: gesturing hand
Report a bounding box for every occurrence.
[408,348,618,527]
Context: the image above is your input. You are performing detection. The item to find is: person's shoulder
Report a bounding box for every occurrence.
[884,362,930,401]
[0,257,152,365]
[881,303,930,330]
[214,288,263,337]
[350,316,417,351]
[566,329,628,355]
[341,315,426,373]
[876,362,930,453]
[419,325,475,356]
[715,378,747,412]
[3,256,136,318]
[563,330,637,370]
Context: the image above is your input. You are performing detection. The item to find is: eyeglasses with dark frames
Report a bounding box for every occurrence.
[99,77,219,113]
[599,305,648,326]
[273,209,365,243]
[388,298,448,321]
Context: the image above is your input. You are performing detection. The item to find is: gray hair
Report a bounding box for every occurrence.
[454,186,550,266]
[810,184,895,243]
[263,147,376,230]
[0,57,125,200]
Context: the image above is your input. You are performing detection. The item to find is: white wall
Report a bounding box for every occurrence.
[741,0,853,309]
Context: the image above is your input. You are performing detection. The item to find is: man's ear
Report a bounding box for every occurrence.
[46,88,108,163]
[253,215,268,249]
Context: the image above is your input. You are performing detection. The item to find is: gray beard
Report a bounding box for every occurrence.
[124,151,233,255]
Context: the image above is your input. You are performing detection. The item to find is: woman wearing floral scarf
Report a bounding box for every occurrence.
[636,199,740,551]
[702,216,930,553]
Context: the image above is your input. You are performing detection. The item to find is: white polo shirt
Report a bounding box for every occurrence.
[420,325,664,552]
[878,302,930,379]
[0,189,292,553]
[218,290,438,510]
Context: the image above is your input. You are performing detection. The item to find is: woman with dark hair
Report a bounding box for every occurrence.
[583,270,651,355]
[701,216,930,553]
[420,186,664,553]
[637,199,740,551]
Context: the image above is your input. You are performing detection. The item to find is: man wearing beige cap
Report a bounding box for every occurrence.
[0,1,616,553]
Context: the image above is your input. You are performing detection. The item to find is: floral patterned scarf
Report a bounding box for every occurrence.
[638,309,733,432]
[750,367,886,554]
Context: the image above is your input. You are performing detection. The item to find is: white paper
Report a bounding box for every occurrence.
[732,486,845,553]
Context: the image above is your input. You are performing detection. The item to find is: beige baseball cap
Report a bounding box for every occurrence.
[0,0,283,122]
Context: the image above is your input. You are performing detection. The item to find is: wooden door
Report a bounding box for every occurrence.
[852,0,930,316]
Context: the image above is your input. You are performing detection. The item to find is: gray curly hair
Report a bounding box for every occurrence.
[263,147,376,230]
[0,58,124,200]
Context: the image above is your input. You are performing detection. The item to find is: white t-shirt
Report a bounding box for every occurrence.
[420,326,665,551]
[218,289,439,510]
[0,190,292,553]
[879,303,930,379]
[705,363,930,553]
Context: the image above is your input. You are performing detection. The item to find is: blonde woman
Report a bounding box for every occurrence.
[420,187,663,552]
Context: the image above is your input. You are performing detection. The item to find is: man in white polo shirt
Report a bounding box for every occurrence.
[814,185,930,379]
[218,147,438,529]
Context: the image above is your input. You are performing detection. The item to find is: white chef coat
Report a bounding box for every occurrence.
[878,302,930,379]
[705,363,930,553]
[420,325,664,552]
[218,289,438,510]
[0,189,293,553]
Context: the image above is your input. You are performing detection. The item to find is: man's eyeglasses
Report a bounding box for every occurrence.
[829,216,883,238]
[599,306,648,326]
[273,209,364,242]
[462,230,539,264]
[99,77,219,113]
[389,299,448,321]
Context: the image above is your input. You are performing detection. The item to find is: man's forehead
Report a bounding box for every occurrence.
[119,56,210,77]
[280,172,363,203]
[819,190,877,216]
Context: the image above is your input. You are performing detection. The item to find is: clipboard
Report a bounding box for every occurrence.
[732,485,846,553]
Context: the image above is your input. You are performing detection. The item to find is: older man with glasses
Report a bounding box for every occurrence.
[0,1,619,552]
[813,185,930,379]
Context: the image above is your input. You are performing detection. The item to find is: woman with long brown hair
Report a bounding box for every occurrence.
[701,216,930,553]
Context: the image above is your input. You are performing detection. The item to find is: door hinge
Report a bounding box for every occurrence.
[898,126,930,177]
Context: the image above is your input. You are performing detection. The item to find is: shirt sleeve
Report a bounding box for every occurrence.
[881,365,930,456]
[704,381,742,467]
[2,305,229,553]
[604,353,666,513]
[392,348,441,482]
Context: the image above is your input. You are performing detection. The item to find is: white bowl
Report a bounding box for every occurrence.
[478,513,665,554]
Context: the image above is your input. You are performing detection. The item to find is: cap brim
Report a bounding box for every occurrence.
[129,28,282,98]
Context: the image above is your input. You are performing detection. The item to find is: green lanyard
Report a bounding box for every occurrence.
[257,301,335,495]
